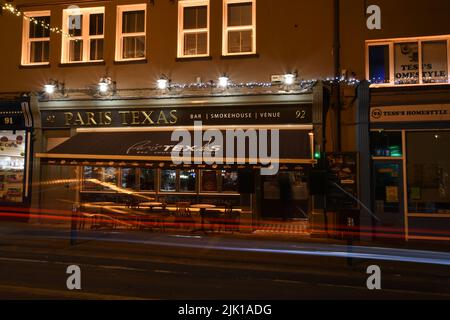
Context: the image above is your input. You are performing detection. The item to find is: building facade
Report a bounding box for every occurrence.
[0,0,449,241]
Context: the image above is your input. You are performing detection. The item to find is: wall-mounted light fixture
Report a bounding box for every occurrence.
[283,73,297,86]
[157,76,170,90]
[218,75,229,88]
[43,80,66,97]
[98,77,116,95]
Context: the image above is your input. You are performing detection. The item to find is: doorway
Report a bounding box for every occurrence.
[372,161,405,236]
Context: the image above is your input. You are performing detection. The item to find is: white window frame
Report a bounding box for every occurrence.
[115,4,147,62]
[366,35,450,88]
[177,0,210,58]
[222,0,256,56]
[61,7,105,64]
[21,11,51,66]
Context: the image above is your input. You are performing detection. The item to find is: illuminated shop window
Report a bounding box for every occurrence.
[61,7,104,63]
[179,170,197,193]
[366,36,450,86]
[178,0,209,58]
[116,4,147,61]
[140,168,156,191]
[82,167,118,191]
[22,11,50,65]
[370,131,403,158]
[121,168,137,190]
[200,170,239,193]
[422,41,448,84]
[160,169,177,192]
[221,170,239,192]
[0,131,26,203]
[407,131,450,214]
[368,45,390,84]
[201,170,218,192]
[394,42,419,85]
[223,0,256,56]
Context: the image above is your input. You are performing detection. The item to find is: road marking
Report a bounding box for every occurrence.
[0,256,188,276]
[317,283,450,298]
[152,269,188,275]
[273,279,308,285]
[169,235,203,239]
[0,257,62,265]
[0,284,151,300]
[97,265,148,272]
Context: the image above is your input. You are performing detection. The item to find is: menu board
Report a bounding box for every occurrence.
[0,131,26,203]
[326,153,359,211]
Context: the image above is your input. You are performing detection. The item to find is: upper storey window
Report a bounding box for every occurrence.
[116,4,147,61]
[22,11,51,65]
[61,7,105,63]
[223,0,256,56]
[178,0,210,58]
[367,36,450,86]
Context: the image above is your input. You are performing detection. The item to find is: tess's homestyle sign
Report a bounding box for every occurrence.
[370,104,450,123]
[41,104,312,128]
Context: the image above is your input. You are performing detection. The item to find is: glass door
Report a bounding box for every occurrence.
[373,161,404,232]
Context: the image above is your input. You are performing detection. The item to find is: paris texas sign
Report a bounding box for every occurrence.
[41,104,312,128]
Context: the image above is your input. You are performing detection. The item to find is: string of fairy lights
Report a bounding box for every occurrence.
[1,2,73,38]
[45,75,361,97]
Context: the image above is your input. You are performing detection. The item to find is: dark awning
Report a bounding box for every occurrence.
[36,129,314,167]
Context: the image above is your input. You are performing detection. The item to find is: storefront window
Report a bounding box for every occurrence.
[201,170,218,192]
[82,166,118,191]
[121,168,136,190]
[104,167,119,189]
[370,131,403,157]
[82,166,103,191]
[407,131,450,214]
[221,170,238,192]
[180,170,196,193]
[395,42,419,85]
[140,168,156,191]
[0,131,25,203]
[369,45,390,84]
[422,41,448,84]
[160,169,176,192]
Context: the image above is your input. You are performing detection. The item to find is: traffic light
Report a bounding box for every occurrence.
[314,144,322,160]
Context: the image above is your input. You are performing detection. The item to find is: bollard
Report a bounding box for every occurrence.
[70,203,79,246]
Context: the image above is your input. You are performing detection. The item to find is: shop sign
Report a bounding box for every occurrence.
[41,104,312,128]
[326,153,359,210]
[0,104,30,129]
[370,104,450,123]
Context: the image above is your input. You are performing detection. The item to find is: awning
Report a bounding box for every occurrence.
[36,129,315,168]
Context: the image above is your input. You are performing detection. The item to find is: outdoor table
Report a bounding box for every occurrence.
[190,204,217,232]
[140,202,163,209]
[84,202,116,207]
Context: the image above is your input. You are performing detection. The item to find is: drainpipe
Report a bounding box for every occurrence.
[333,0,342,152]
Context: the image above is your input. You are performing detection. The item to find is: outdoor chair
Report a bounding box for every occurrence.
[224,205,240,233]
[174,202,194,231]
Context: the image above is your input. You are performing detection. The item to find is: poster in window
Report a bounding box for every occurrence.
[422,41,448,84]
[386,186,399,202]
[394,43,419,84]
[202,171,218,192]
